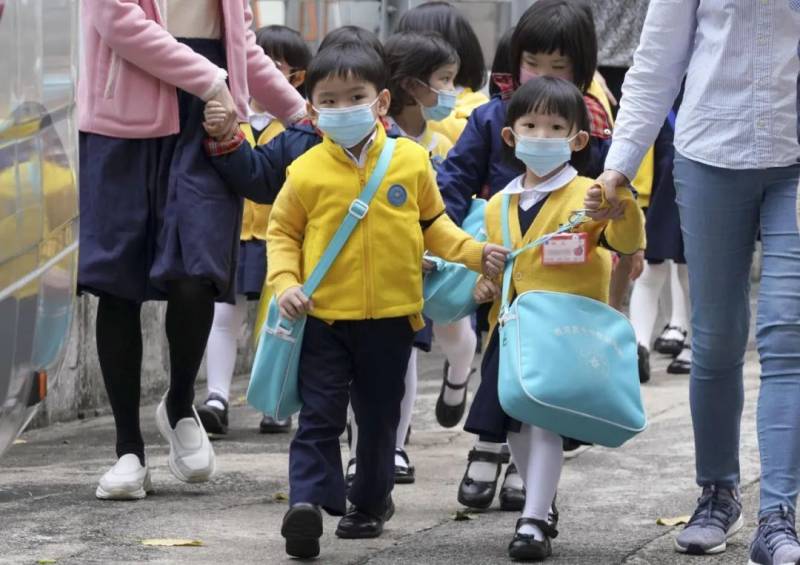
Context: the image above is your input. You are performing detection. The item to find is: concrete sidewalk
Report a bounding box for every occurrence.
[0,345,762,565]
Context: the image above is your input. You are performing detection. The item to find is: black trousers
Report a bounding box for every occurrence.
[288,316,413,516]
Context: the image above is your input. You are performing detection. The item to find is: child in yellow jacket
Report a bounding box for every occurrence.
[266,42,508,560]
[466,77,644,561]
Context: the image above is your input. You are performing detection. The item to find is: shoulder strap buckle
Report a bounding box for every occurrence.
[348,199,370,220]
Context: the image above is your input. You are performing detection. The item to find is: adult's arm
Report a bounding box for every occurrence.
[92,0,226,100]
[604,0,699,181]
[242,3,306,124]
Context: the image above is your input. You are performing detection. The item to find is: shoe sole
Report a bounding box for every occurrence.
[282,507,322,558]
[96,475,152,501]
[674,513,744,555]
[457,491,495,510]
[156,402,216,484]
[394,474,416,485]
[259,425,291,434]
[196,406,228,436]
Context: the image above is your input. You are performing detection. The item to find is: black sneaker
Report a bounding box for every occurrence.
[196,394,229,435]
[638,345,651,384]
[259,414,292,433]
[508,518,558,561]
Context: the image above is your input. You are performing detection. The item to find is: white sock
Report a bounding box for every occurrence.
[675,346,692,363]
[503,455,525,490]
[396,349,418,455]
[348,403,358,461]
[629,262,669,349]
[434,318,476,406]
[206,298,247,403]
[467,440,504,482]
[670,262,690,333]
[508,425,563,540]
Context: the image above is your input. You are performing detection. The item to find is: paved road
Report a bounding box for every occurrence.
[1,343,762,564]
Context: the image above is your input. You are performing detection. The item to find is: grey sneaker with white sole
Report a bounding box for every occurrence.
[675,485,743,555]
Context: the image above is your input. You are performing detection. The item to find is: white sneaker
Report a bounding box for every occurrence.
[155,396,216,483]
[96,454,152,500]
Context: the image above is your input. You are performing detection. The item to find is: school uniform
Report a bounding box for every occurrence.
[464,169,645,441]
[79,38,243,303]
[427,87,490,145]
[267,125,485,516]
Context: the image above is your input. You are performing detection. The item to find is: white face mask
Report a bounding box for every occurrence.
[313,98,379,147]
[513,132,578,177]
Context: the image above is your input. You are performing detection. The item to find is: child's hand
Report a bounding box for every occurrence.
[584,181,625,221]
[482,244,510,278]
[473,277,500,304]
[278,286,313,320]
[203,100,235,140]
[422,258,436,273]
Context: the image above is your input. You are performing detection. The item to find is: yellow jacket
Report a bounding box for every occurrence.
[483,175,645,336]
[267,125,486,324]
[240,120,285,240]
[427,88,489,144]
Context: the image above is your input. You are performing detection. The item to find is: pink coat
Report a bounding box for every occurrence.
[78,0,306,139]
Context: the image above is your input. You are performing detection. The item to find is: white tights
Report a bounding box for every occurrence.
[629,261,690,349]
[434,317,476,406]
[205,298,247,404]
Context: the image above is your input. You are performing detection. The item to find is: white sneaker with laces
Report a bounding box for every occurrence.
[155,396,216,483]
[96,454,152,500]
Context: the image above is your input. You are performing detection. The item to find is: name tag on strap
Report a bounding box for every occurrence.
[542,232,588,265]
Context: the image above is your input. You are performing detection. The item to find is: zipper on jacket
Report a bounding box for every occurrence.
[357,165,372,317]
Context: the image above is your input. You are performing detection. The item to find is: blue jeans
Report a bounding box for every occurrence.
[674,154,800,516]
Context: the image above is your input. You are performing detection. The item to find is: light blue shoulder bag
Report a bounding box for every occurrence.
[496,194,647,447]
[247,138,398,420]
[422,198,486,324]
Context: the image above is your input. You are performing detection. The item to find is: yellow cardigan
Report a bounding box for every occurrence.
[267,125,485,325]
[239,120,284,240]
[483,175,645,336]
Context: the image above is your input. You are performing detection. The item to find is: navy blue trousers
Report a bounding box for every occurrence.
[289,316,413,516]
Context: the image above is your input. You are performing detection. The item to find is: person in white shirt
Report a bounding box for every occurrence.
[597,2,800,563]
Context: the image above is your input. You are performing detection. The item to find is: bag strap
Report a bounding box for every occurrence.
[499,193,589,317]
[301,137,397,297]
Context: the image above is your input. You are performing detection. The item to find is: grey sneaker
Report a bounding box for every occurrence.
[674,486,743,554]
[749,506,800,565]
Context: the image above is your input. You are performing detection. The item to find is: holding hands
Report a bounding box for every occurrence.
[482,244,511,278]
[584,174,628,221]
[203,86,239,140]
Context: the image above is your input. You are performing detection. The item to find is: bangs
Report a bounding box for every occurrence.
[306,43,388,97]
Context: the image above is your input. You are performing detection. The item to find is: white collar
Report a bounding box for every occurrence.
[502,166,578,211]
[249,107,274,132]
[344,128,379,168]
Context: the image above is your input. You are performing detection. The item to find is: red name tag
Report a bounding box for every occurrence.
[542,232,588,265]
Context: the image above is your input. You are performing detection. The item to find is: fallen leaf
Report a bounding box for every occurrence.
[273,492,288,502]
[13,439,27,445]
[141,539,203,547]
[231,395,248,407]
[657,515,692,527]
[37,560,57,564]
[452,510,475,521]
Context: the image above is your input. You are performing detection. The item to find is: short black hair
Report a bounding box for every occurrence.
[511,0,597,93]
[305,42,388,99]
[318,25,385,60]
[503,76,592,174]
[255,25,312,71]
[489,26,515,97]
[384,31,459,116]
[395,1,485,92]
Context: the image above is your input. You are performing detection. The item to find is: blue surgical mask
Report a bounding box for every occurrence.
[419,83,457,122]
[315,98,379,147]
[513,132,577,177]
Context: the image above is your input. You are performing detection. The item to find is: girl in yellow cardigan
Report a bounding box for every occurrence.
[467,77,644,561]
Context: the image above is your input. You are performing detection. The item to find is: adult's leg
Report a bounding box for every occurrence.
[755,165,800,516]
[348,318,413,516]
[674,155,761,488]
[164,278,216,427]
[96,295,145,465]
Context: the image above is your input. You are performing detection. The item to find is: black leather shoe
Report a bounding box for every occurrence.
[654,325,687,356]
[259,414,292,434]
[499,463,526,511]
[457,448,503,509]
[435,361,475,428]
[281,503,322,559]
[667,346,691,375]
[335,497,395,539]
[394,448,415,485]
[196,394,229,435]
[508,518,558,561]
[638,344,651,384]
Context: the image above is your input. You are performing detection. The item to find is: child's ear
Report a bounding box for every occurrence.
[571,130,590,152]
[306,100,318,125]
[291,70,307,88]
[375,88,391,117]
[501,126,516,148]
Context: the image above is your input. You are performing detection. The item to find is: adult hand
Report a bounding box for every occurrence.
[207,84,239,139]
[586,171,629,221]
[482,244,511,278]
[278,286,313,321]
[203,101,230,139]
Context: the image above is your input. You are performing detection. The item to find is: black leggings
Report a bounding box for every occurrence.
[96,279,216,465]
